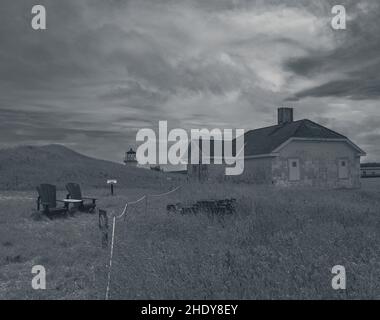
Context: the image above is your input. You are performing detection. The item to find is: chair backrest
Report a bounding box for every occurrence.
[66,182,83,200]
[37,184,57,208]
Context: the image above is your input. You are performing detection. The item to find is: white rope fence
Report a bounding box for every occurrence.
[115,195,147,219]
[105,215,116,300]
[149,186,181,197]
[105,185,182,300]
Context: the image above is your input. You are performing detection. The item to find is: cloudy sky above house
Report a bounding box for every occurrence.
[0,0,379,162]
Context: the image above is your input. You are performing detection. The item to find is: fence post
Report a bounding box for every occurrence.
[98,209,108,248]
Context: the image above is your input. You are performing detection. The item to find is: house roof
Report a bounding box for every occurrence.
[186,119,365,161]
[241,119,349,156]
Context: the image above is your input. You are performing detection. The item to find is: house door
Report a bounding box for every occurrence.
[338,159,349,179]
[288,158,300,181]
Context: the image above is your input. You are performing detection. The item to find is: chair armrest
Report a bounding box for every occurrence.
[82,197,97,200]
[82,197,96,205]
[56,200,66,203]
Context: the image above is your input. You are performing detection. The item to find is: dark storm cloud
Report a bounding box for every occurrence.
[0,0,380,161]
[289,77,380,100]
[285,55,325,78]
[285,0,380,101]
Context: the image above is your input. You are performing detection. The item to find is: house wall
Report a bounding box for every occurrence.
[187,157,273,184]
[272,140,361,188]
[188,140,361,189]
[187,163,227,182]
[233,157,272,183]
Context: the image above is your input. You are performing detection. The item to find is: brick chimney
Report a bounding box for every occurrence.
[278,107,293,125]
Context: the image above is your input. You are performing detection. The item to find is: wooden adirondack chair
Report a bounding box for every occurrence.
[65,182,97,213]
[36,184,68,218]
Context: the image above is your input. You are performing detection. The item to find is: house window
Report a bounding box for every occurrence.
[338,159,349,179]
[288,158,300,181]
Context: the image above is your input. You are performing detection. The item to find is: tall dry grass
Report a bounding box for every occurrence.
[1,180,379,299]
[108,182,380,299]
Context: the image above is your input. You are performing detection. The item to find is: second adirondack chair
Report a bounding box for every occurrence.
[65,182,97,213]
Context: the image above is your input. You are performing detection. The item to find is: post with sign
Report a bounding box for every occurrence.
[107,179,117,196]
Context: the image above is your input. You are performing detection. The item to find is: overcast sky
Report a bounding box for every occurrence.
[0,0,379,162]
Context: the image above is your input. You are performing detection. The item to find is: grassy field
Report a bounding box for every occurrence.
[0,179,379,299]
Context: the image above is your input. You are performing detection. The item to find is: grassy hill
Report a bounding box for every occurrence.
[0,144,175,190]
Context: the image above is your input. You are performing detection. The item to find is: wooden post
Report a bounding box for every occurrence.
[98,209,108,248]
[110,183,114,196]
